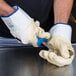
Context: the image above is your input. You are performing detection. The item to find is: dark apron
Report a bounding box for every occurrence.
[0,0,54,38]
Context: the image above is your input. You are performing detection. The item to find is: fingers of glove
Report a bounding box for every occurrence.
[47,52,74,67]
[59,45,70,58]
[68,44,75,56]
[35,26,51,39]
[35,20,40,27]
[39,32,51,39]
[39,50,49,59]
[47,35,72,58]
[38,28,51,39]
[46,52,63,67]
[34,21,51,39]
[30,36,38,47]
[60,43,75,58]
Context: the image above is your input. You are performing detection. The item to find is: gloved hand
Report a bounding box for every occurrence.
[39,23,75,67]
[39,49,74,67]
[1,6,50,47]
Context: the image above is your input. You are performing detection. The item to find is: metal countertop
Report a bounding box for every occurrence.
[0,37,76,76]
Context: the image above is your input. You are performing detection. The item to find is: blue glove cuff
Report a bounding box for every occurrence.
[55,23,71,26]
[0,5,19,18]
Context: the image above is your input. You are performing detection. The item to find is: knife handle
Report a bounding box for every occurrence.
[37,37,47,46]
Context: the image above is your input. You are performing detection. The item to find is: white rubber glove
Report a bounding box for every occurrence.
[1,6,50,47]
[39,49,74,67]
[48,23,74,58]
[39,23,75,67]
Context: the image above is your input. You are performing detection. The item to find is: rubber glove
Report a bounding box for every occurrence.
[39,23,75,67]
[39,49,74,67]
[0,6,50,47]
[48,23,74,58]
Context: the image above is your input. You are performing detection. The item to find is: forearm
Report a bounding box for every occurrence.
[0,0,15,16]
[54,0,74,24]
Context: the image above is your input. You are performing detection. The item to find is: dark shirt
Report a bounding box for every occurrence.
[0,0,54,37]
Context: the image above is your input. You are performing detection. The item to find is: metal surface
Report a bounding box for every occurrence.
[0,37,76,76]
[0,37,32,47]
